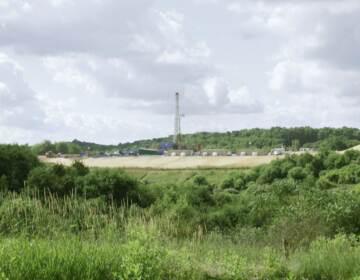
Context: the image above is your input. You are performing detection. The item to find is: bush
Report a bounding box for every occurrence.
[212,190,234,207]
[221,172,247,191]
[78,169,138,203]
[324,153,347,170]
[296,153,315,168]
[206,203,246,229]
[343,149,360,163]
[27,166,65,195]
[71,161,89,176]
[257,162,283,184]
[0,176,8,193]
[325,192,360,234]
[288,167,308,181]
[269,179,297,198]
[317,176,338,190]
[193,175,208,186]
[0,145,39,192]
[338,164,360,184]
[246,193,281,227]
[319,164,360,187]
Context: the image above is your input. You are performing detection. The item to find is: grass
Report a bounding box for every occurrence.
[292,235,360,280]
[0,231,287,280]
[125,168,247,186]
[0,192,277,279]
[1,192,360,279]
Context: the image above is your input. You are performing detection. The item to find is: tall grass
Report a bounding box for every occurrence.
[293,235,360,280]
[1,192,360,279]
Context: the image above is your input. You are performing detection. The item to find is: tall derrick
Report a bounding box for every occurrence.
[174,92,182,149]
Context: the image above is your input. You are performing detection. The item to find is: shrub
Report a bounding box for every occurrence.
[279,160,296,177]
[343,149,360,163]
[338,164,360,184]
[296,153,315,168]
[185,184,215,208]
[221,177,235,190]
[221,172,247,191]
[269,179,297,198]
[71,161,89,176]
[0,176,8,193]
[212,190,234,207]
[324,153,348,170]
[28,166,138,203]
[325,192,360,234]
[288,167,308,181]
[245,193,281,227]
[0,145,39,192]
[52,164,67,177]
[206,203,246,229]
[78,169,138,203]
[257,162,283,184]
[193,175,208,186]
[27,166,65,195]
[317,176,338,190]
[319,164,360,187]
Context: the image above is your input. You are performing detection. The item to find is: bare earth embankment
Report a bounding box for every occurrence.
[40,155,283,169]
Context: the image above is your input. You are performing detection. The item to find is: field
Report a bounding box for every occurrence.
[41,155,283,169]
[126,168,244,186]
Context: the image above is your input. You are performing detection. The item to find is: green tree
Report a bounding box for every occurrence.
[0,145,39,192]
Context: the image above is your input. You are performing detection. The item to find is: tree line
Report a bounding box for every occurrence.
[31,127,360,155]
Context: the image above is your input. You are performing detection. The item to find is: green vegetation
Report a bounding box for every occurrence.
[119,126,360,152]
[126,168,243,186]
[3,144,360,278]
[31,139,118,155]
[32,127,360,155]
[0,145,39,192]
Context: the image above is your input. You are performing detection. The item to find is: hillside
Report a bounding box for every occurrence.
[32,127,360,155]
[119,127,360,151]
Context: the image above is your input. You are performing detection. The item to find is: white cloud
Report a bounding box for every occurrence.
[0,0,359,143]
[203,77,229,106]
[0,54,45,130]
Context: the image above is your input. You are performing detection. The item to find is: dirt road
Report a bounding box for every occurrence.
[41,155,283,169]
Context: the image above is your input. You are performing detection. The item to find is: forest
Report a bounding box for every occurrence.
[2,144,360,279]
[31,127,360,155]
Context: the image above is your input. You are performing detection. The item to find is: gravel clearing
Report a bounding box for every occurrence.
[40,155,284,169]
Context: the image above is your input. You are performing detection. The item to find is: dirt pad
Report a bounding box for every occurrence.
[41,155,283,169]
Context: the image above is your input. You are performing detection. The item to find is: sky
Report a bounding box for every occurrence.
[0,0,360,144]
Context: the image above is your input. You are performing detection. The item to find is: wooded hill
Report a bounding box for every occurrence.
[32,127,360,155]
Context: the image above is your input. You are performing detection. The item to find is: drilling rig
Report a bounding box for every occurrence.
[173,92,182,149]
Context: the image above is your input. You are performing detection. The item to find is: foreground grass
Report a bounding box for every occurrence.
[2,233,360,279]
[1,193,360,279]
[0,233,288,280]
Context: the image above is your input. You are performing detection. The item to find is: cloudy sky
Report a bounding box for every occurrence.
[0,0,359,144]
